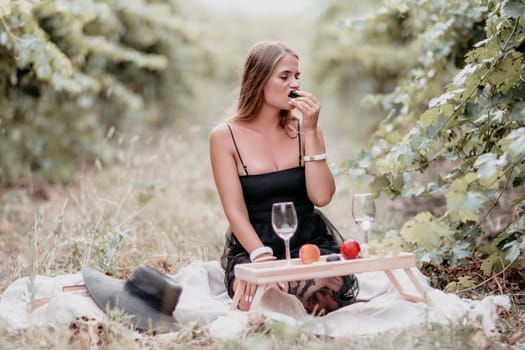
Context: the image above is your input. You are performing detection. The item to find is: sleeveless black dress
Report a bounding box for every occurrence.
[221,123,351,298]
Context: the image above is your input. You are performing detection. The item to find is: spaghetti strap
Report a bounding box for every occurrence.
[297,121,302,166]
[226,123,249,175]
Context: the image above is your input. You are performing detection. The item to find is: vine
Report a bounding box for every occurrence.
[0,0,213,183]
[315,0,525,294]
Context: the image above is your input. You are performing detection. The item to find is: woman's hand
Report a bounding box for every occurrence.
[238,281,288,311]
[238,282,258,311]
[287,90,335,206]
[288,90,321,132]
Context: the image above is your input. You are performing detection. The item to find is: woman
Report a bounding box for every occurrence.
[209,41,358,314]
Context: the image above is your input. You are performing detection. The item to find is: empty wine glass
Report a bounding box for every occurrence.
[271,201,298,265]
[352,193,376,244]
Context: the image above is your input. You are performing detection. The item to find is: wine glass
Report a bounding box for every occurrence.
[352,193,376,244]
[272,201,298,265]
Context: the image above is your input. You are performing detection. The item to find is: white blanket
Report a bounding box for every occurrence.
[0,260,510,338]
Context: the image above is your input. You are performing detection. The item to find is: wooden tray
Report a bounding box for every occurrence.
[231,252,427,311]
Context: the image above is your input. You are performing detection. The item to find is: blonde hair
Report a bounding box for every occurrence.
[230,41,298,128]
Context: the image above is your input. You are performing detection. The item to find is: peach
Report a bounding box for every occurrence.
[299,244,321,264]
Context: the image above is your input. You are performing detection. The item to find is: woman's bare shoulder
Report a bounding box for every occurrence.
[209,122,230,141]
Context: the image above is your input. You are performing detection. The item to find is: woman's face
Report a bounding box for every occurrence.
[262,53,300,111]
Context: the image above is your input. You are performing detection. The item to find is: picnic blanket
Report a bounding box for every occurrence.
[0,260,510,338]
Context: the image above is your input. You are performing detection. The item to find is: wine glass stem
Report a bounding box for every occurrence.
[284,238,291,265]
[364,230,368,244]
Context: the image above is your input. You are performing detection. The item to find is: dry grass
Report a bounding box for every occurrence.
[0,125,226,285]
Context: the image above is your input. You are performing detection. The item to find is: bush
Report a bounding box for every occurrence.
[0,0,213,183]
[315,0,525,285]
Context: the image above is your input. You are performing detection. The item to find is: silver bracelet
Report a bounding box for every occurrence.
[252,255,277,263]
[303,153,327,162]
[250,246,274,262]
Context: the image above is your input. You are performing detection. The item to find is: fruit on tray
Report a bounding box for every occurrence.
[299,244,321,264]
[326,254,341,262]
[340,239,361,260]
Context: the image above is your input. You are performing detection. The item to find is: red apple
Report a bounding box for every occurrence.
[340,239,361,260]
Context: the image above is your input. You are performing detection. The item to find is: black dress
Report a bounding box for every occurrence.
[221,123,357,303]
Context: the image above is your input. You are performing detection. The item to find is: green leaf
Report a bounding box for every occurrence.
[429,90,460,108]
[480,254,500,276]
[446,174,487,222]
[503,241,521,263]
[502,0,525,19]
[487,53,524,94]
[401,183,426,197]
[464,192,487,221]
[419,250,444,265]
[506,128,525,155]
[510,102,525,121]
[493,231,513,248]
[474,152,498,180]
[451,240,471,263]
[400,212,449,251]
[444,281,458,293]
[421,108,439,128]
[389,143,412,163]
[440,103,455,118]
[369,175,391,196]
[457,275,476,289]
[413,137,432,153]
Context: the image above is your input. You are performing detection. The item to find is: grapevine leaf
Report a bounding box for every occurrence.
[429,89,460,108]
[506,128,525,155]
[369,175,390,196]
[421,108,439,128]
[453,63,478,86]
[419,250,444,265]
[503,241,520,263]
[389,143,412,163]
[446,174,487,222]
[465,192,487,220]
[400,212,449,251]
[474,152,497,179]
[444,281,458,292]
[440,103,455,118]
[401,183,426,197]
[457,276,476,289]
[480,254,500,276]
[493,231,513,248]
[502,0,525,19]
[451,240,471,263]
[488,54,524,94]
[510,101,525,121]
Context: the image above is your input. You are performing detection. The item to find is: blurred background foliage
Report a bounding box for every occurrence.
[0,0,215,183]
